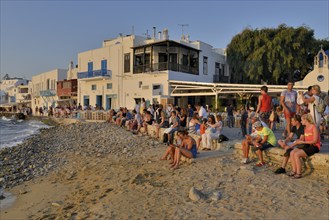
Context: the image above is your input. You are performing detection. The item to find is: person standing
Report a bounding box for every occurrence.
[248,107,256,134]
[256,86,272,126]
[300,85,322,127]
[280,81,297,137]
[226,104,234,128]
[186,104,194,128]
[195,103,208,120]
[240,106,248,137]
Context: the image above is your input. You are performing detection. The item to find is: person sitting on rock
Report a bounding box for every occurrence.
[188,113,201,135]
[252,121,277,167]
[201,115,222,151]
[161,130,197,169]
[155,111,169,139]
[241,117,262,164]
[274,114,305,174]
[288,113,320,178]
[142,110,154,135]
[130,110,143,134]
[167,111,180,144]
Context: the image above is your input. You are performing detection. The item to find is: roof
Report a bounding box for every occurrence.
[169,80,309,97]
[131,39,201,51]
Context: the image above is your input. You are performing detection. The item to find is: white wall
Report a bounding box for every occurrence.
[31,69,67,112]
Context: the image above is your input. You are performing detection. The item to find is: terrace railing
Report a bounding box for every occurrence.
[133,62,198,75]
[78,69,112,79]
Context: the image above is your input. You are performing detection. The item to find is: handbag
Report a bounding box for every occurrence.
[164,126,173,134]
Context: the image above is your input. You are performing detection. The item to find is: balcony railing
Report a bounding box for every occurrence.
[40,90,56,97]
[133,62,198,75]
[78,69,112,79]
[213,75,229,83]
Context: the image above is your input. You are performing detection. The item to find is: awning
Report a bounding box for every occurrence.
[57,98,77,102]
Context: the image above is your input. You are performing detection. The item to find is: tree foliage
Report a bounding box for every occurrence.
[227,24,329,84]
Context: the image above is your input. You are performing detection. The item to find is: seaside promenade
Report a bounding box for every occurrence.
[50,115,329,172]
[1,115,328,219]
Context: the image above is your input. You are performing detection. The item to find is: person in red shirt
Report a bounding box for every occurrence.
[256,85,272,126]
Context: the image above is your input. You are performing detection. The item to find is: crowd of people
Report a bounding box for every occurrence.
[240,82,328,178]
[12,81,328,172]
[100,82,328,171]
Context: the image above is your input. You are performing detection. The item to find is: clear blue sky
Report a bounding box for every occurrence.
[1,0,328,80]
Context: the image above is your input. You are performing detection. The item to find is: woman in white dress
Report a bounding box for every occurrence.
[202,114,223,150]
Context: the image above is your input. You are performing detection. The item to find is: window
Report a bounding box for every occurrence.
[139,81,143,88]
[182,55,188,66]
[63,81,71,88]
[317,75,324,82]
[203,56,208,75]
[215,62,220,75]
[107,83,112,89]
[91,85,96,90]
[124,53,130,73]
[153,85,160,90]
[222,64,228,76]
[47,79,50,90]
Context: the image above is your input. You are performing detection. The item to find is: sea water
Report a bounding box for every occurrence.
[0,116,50,149]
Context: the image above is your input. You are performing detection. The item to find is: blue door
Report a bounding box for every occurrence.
[96,95,103,109]
[106,97,111,110]
[101,60,107,74]
[84,95,89,107]
[88,62,93,77]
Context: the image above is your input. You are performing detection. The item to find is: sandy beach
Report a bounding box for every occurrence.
[1,122,329,219]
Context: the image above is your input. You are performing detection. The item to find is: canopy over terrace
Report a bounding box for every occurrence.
[169,80,309,108]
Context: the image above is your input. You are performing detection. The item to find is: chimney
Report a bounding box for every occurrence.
[158,31,162,40]
[153,27,156,39]
[186,34,190,42]
[162,28,169,40]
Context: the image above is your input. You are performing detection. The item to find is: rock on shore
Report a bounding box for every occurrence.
[0,122,158,189]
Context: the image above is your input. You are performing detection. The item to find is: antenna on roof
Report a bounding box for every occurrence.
[142,29,150,39]
[178,24,189,39]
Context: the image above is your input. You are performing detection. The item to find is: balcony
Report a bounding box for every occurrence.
[133,62,198,75]
[213,75,229,83]
[57,79,78,97]
[40,90,56,97]
[78,69,112,79]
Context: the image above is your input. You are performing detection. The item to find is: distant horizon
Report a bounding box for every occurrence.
[1,1,328,79]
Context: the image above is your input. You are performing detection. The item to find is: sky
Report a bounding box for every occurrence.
[1,0,328,80]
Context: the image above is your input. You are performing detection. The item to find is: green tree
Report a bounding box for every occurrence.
[227,24,329,84]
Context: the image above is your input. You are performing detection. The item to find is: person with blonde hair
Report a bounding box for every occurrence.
[300,85,322,127]
[288,114,320,178]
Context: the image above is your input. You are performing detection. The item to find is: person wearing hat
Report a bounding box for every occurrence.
[252,121,277,166]
[241,117,262,164]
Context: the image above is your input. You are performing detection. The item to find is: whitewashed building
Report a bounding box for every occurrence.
[77,28,229,110]
[30,69,67,113]
[0,75,30,108]
[295,48,329,92]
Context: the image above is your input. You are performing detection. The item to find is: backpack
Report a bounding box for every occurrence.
[218,134,229,143]
[163,133,168,143]
[315,95,326,114]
